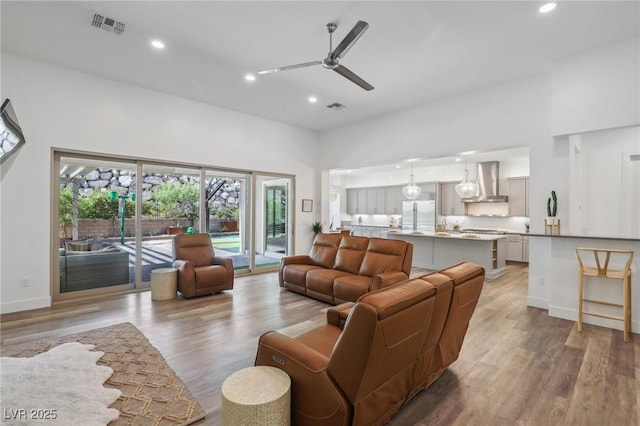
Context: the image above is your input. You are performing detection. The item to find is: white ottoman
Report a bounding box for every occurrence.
[221,366,291,426]
[150,267,177,300]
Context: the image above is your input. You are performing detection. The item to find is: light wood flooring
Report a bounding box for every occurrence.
[1,264,638,425]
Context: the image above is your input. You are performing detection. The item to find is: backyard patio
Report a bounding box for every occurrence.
[118,234,282,282]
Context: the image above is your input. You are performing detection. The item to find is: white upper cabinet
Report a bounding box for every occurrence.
[507,178,529,217]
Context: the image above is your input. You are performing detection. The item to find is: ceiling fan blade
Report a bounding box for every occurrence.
[257,61,322,75]
[331,21,369,59]
[334,65,374,91]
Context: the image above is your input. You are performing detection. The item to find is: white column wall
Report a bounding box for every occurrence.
[0,53,320,313]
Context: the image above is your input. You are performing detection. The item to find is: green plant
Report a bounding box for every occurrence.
[312,221,324,235]
[213,205,239,220]
[153,182,199,226]
[546,190,557,217]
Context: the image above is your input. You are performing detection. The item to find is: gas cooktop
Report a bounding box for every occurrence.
[461,228,506,235]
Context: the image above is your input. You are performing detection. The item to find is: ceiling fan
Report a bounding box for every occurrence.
[257,21,374,91]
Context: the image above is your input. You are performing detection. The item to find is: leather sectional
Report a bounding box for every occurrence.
[256,261,485,425]
[279,233,413,304]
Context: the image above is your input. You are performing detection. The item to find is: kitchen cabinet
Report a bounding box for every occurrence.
[348,186,405,215]
[346,189,358,214]
[439,182,465,216]
[385,186,402,215]
[357,189,367,214]
[506,234,529,263]
[507,178,529,217]
[365,187,386,214]
[346,188,368,214]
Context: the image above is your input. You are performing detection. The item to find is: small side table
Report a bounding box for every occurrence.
[150,267,177,300]
[221,366,291,426]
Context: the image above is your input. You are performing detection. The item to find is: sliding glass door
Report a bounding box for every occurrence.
[204,170,250,272]
[53,151,294,300]
[56,155,137,295]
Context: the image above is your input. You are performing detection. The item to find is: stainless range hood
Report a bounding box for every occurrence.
[461,161,508,203]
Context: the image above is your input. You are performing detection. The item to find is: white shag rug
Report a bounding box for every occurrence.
[0,342,121,426]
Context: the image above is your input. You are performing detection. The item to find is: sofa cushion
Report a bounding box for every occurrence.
[64,240,91,251]
[194,265,227,288]
[359,238,408,277]
[333,236,369,274]
[308,233,342,268]
[334,275,372,304]
[283,264,323,288]
[307,269,352,301]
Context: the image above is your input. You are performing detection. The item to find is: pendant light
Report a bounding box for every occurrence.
[455,162,477,198]
[402,163,421,200]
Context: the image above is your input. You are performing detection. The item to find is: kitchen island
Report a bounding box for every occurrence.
[387,231,506,278]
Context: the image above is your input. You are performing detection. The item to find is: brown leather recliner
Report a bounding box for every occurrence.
[255,261,485,426]
[172,233,234,298]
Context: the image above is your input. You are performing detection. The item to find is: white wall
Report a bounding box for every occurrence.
[570,126,640,237]
[319,74,548,171]
[0,53,320,313]
[552,38,640,137]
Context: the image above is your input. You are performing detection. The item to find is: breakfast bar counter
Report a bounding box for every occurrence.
[527,233,640,334]
[387,230,506,278]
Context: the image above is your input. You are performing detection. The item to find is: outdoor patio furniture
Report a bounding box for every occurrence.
[59,239,130,292]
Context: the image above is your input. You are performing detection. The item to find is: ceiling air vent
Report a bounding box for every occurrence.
[630,154,640,162]
[326,102,345,110]
[91,13,126,35]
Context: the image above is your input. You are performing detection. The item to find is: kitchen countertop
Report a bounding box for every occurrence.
[527,233,640,242]
[387,230,506,241]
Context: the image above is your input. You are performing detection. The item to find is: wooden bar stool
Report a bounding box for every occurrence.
[575,247,634,342]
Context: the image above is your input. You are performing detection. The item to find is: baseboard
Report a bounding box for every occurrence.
[549,304,638,334]
[0,296,51,314]
[526,296,548,310]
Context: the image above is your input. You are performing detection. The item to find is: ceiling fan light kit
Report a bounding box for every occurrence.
[257,21,374,91]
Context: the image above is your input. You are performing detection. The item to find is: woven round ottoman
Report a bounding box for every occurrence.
[150,267,177,300]
[221,366,291,426]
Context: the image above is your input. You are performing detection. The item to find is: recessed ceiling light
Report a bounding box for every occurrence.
[244,74,256,82]
[150,40,165,49]
[539,3,556,14]
[308,96,318,103]
[455,158,461,162]
[395,165,401,169]
[406,158,420,163]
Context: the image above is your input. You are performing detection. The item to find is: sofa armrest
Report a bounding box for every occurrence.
[255,331,350,424]
[173,259,196,298]
[327,302,355,329]
[279,255,312,287]
[281,255,312,266]
[370,271,410,291]
[256,331,329,371]
[212,256,234,289]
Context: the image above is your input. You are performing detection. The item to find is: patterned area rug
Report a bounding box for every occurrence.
[1,322,206,426]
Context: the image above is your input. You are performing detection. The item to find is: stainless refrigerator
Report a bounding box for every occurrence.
[402,200,436,232]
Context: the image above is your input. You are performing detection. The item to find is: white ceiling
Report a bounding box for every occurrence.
[2,1,639,133]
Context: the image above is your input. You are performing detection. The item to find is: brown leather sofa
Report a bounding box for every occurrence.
[172,233,234,298]
[256,261,485,426]
[279,233,413,304]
